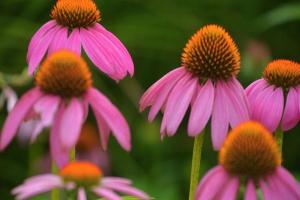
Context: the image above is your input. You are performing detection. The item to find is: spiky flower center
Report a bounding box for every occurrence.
[35,50,92,98]
[263,60,300,90]
[220,121,281,179]
[60,161,102,186]
[51,0,101,28]
[182,24,240,81]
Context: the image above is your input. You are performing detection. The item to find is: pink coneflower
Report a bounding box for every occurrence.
[195,121,300,200]
[27,0,133,81]
[0,86,17,112]
[12,161,150,200]
[140,24,249,150]
[0,50,131,167]
[246,60,300,132]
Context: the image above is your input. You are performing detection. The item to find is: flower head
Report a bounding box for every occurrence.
[195,121,300,200]
[0,50,131,167]
[140,24,249,150]
[246,59,300,131]
[27,0,133,81]
[12,161,150,200]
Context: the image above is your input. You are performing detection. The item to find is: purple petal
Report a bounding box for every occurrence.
[162,73,197,136]
[27,20,56,61]
[195,166,229,200]
[188,80,214,136]
[217,177,239,200]
[245,179,257,200]
[50,104,69,168]
[85,88,131,151]
[93,187,121,200]
[102,177,132,185]
[34,95,60,126]
[78,188,87,200]
[0,88,43,150]
[59,98,84,149]
[47,26,68,55]
[281,88,299,131]
[259,178,275,200]
[276,167,300,198]
[3,86,18,112]
[211,81,229,150]
[67,28,81,55]
[94,110,111,151]
[28,24,60,74]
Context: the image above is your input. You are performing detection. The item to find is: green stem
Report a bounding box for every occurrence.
[275,128,284,154]
[70,147,76,161]
[51,162,60,200]
[189,132,205,200]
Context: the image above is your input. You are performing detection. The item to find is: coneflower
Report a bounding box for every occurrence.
[0,50,131,167]
[12,161,150,200]
[27,0,133,81]
[195,121,300,200]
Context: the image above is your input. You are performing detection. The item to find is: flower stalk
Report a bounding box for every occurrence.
[275,128,284,154]
[51,162,60,200]
[189,131,205,200]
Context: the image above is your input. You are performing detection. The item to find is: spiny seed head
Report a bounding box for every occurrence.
[60,161,102,186]
[263,59,300,90]
[220,121,281,179]
[51,0,100,28]
[182,24,240,81]
[35,50,92,98]
[77,123,100,152]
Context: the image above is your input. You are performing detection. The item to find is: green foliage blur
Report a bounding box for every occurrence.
[0,0,300,199]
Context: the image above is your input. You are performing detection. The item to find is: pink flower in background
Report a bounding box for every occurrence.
[27,0,133,81]
[0,50,131,168]
[140,25,249,150]
[195,121,300,200]
[12,161,150,200]
[0,86,17,112]
[246,60,300,132]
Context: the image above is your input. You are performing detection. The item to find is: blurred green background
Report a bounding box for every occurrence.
[0,0,300,199]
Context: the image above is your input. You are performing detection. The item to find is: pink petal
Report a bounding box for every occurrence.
[162,73,197,136]
[259,178,275,200]
[276,167,300,198]
[188,80,214,136]
[94,23,134,76]
[195,166,229,200]
[67,28,81,55]
[0,88,43,150]
[50,104,69,168]
[281,88,299,131]
[139,67,186,120]
[245,79,268,99]
[47,26,68,55]
[211,81,229,150]
[28,24,60,74]
[3,86,18,112]
[34,95,60,126]
[85,88,131,151]
[102,183,149,200]
[59,98,84,149]
[245,179,257,200]
[102,177,132,185]
[93,187,121,200]
[217,177,239,200]
[78,188,87,200]
[27,20,56,61]
[94,110,111,151]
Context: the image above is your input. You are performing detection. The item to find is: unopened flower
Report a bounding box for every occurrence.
[0,50,131,167]
[246,60,300,132]
[27,0,133,81]
[12,161,150,200]
[195,121,300,200]
[0,86,17,112]
[140,24,249,150]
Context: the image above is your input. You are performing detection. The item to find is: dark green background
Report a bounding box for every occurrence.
[0,0,300,199]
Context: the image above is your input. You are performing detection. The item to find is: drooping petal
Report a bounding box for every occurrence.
[3,86,18,112]
[28,24,60,74]
[259,178,275,200]
[102,183,150,200]
[78,188,87,200]
[85,88,131,151]
[217,177,239,200]
[0,88,43,150]
[67,28,81,55]
[27,20,56,61]
[245,179,257,200]
[276,167,300,198]
[211,81,229,150]
[50,104,69,168]
[281,88,299,131]
[161,73,197,136]
[93,187,121,200]
[266,174,294,200]
[94,23,134,76]
[188,80,214,136]
[139,67,186,121]
[94,110,111,150]
[59,98,84,149]
[47,26,68,55]
[195,166,229,200]
[102,177,132,185]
